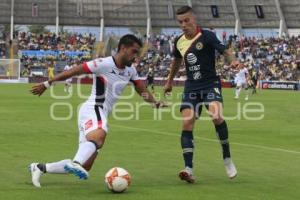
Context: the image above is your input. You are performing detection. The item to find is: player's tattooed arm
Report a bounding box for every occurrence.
[48,64,85,85]
[163,57,182,95]
[167,57,182,82]
[134,82,167,108]
[30,64,86,96]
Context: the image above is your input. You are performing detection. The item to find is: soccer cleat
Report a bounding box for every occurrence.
[234,96,239,99]
[224,158,237,179]
[178,167,195,183]
[64,162,89,180]
[245,96,249,101]
[29,163,43,188]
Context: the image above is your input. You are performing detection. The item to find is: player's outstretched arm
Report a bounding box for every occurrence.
[134,81,167,108]
[30,64,86,96]
[163,57,182,96]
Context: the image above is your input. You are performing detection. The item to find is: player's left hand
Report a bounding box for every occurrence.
[153,101,169,109]
[30,83,47,96]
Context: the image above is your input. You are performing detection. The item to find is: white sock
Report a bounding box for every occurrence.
[73,141,96,165]
[235,88,241,97]
[46,159,72,174]
[245,89,249,98]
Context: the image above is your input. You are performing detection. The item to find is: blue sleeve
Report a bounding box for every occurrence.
[208,31,226,54]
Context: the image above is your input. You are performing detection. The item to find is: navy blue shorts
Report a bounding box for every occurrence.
[147,76,154,85]
[180,87,223,117]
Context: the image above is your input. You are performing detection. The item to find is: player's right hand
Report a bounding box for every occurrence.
[163,81,173,96]
[30,83,47,96]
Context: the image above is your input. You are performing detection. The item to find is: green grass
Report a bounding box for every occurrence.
[0,83,300,200]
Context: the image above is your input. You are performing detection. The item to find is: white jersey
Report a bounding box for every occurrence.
[83,56,141,117]
[235,68,248,82]
[64,64,72,71]
[64,65,73,83]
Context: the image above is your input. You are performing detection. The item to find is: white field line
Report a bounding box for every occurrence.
[111,124,300,155]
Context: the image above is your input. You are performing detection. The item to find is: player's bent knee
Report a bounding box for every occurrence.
[86,129,107,149]
[209,110,223,125]
[182,119,195,130]
[212,117,224,125]
[180,108,196,130]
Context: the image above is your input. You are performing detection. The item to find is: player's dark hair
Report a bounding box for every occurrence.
[176,6,193,15]
[117,34,142,52]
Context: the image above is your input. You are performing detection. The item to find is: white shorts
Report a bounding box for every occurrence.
[236,80,247,88]
[78,102,108,143]
[65,78,72,84]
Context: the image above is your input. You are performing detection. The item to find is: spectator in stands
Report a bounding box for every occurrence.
[0,40,6,58]
[21,66,30,77]
[18,31,96,77]
[17,30,300,81]
[222,31,227,43]
[47,61,55,79]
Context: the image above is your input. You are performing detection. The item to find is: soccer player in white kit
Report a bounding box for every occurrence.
[234,64,249,100]
[29,34,165,188]
[64,62,73,93]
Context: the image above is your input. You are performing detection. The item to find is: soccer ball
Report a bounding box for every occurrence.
[105,167,131,193]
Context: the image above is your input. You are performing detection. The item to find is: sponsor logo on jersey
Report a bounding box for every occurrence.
[193,71,201,80]
[187,53,197,65]
[189,65,201,71]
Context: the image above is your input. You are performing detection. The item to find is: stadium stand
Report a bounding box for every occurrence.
[0,0,299,83]
[138,33,300,81]
[17,32,96,77]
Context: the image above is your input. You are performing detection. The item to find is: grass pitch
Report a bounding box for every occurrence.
[0,83,299,200]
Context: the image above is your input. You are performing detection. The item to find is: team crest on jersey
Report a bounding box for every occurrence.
[187,53,197,65]
[196,42,203,50]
